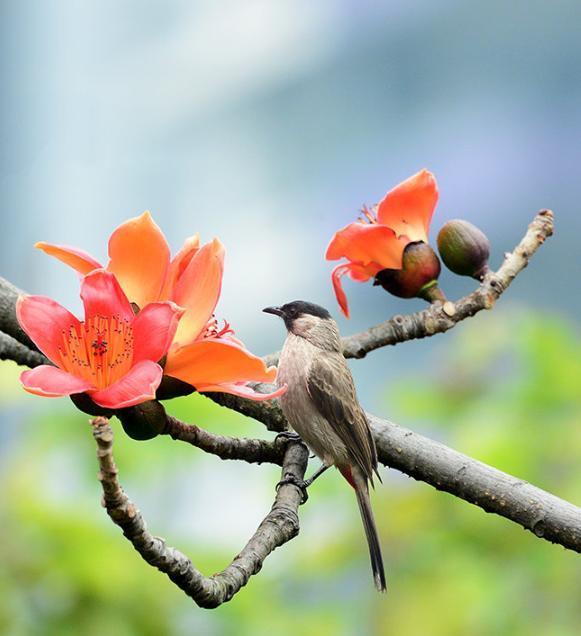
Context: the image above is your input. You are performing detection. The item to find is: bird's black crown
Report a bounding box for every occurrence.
[263,300,332,331]
[279,301,331,321]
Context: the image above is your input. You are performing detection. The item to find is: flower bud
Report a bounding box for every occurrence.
[437,219,490,280]
[116,400,167,440]
[156,375,195,400]
[374,242,444,301]
[70,393,114,417]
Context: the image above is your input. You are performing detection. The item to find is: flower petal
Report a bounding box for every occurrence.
[325,222,407,270]
[132,301,184,364]
[159,234,200,300]
[16,295,81,364]
[172,238,225,345]
[107,211,171,307]
[164,339,276,387]
[20,365,94,397]
[331,263,352,319]
[376,169,439,242]
[89,360,163,409]
[80,269,134,322]
[330,262,378,319]
[196,381,287,401]
[35,242,102,275]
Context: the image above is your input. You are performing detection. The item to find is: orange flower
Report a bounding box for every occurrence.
[325,170,439,317]
[17,270,183,409]
[36,213,284,401]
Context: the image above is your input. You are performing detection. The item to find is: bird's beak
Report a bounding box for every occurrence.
[263,306,284,317]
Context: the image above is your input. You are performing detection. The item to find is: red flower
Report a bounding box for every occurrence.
[35,212,284,401]
[326,170,439,317]
[17,270,183,409]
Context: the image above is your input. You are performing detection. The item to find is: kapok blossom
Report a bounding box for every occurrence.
[325,169,439,317]
[35,212,284,401]
[17,270,183,409]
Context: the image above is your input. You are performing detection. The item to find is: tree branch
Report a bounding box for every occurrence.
[366,413,581,551]
[265,209,554,365]
[0,331,45,367]
[92,416,308,608]
[0,277,35,349]
[206,391,581,552]
[160,414,286,465]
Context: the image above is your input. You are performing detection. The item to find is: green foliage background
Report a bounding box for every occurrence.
[1,309,580,636]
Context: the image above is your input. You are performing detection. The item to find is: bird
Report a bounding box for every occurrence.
[263,300,386,592]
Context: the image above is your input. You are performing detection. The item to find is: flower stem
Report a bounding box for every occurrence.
[418,280,447,303]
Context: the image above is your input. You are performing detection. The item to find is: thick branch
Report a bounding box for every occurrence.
[0,277,35,349]
[207,392,581,553]
[160,414,286,465]
[92,417,308,608]
[0,331,45,367]
[367,414,581,551]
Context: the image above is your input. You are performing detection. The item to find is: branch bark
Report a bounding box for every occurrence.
[92,417,308,608]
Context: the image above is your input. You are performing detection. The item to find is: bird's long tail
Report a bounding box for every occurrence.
[341,466,387,593]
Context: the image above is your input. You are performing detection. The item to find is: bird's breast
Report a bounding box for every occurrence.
[277,334,315,411]
[277,334,350,465]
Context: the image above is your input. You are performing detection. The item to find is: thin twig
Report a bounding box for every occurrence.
[161,414,286,465]
[264,209,554,365]
[206,388,288,432]
[92,417,308,608]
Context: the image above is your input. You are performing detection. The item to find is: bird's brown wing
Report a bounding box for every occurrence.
[306,352,378,483]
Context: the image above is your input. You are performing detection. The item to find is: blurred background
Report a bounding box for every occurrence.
[1,1,580,634]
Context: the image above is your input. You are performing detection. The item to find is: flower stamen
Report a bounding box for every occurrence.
[58,314,134,389]
[358,204,378,225]
[203,315,235,340]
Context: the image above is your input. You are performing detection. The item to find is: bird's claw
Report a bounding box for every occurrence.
[275,430,302,443]
[274,431,308,452]
[275,474,309,504]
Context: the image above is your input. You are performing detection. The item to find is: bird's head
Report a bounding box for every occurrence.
[263,301,340,349]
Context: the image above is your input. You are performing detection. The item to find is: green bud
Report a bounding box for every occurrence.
[374,242,445,302]
[437,219,490,280]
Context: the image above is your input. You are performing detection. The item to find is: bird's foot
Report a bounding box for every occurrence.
[274,431,308,452]
[274,430,302,443]
[276,474,309,504]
